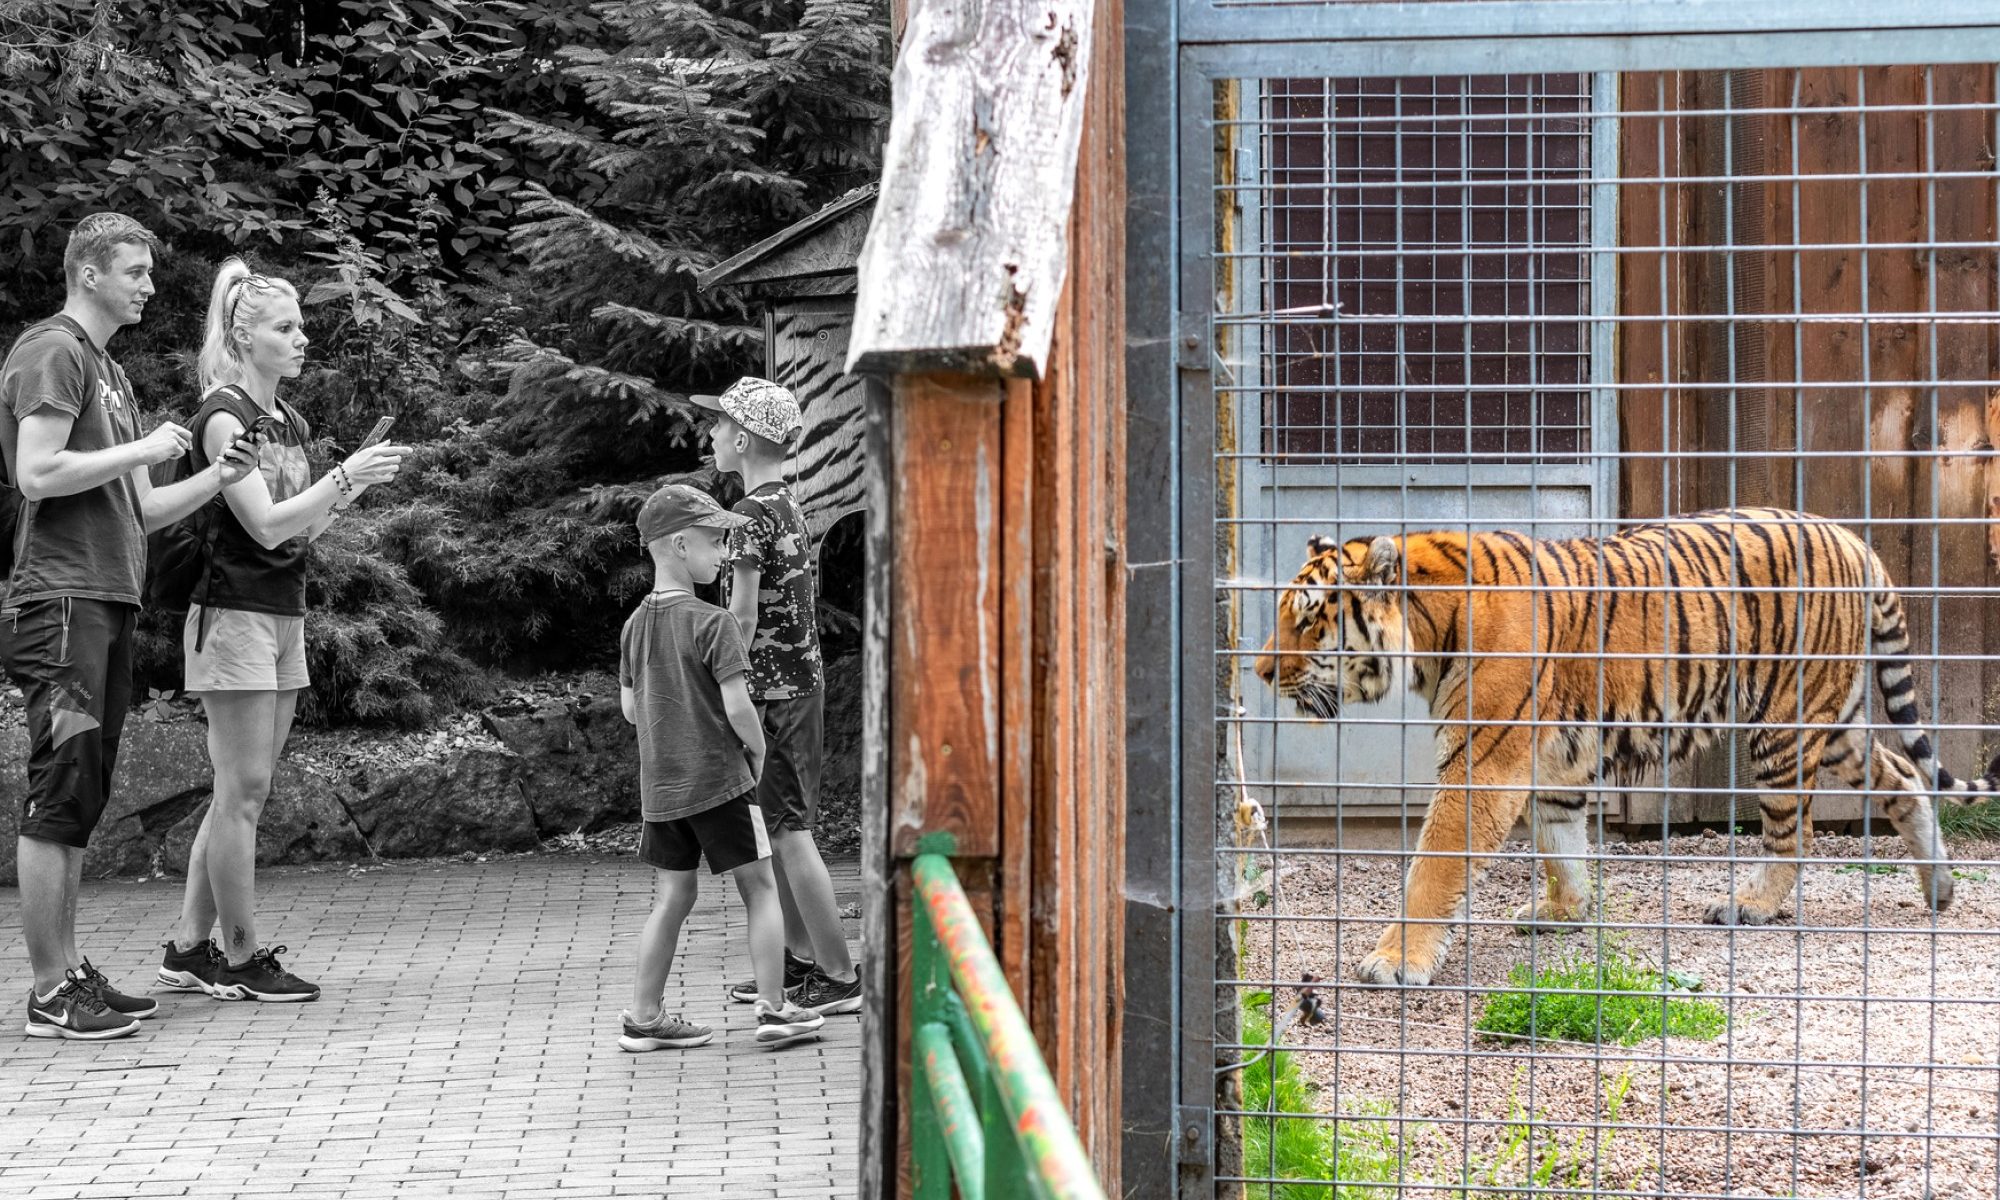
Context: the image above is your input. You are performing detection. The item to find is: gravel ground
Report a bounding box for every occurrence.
[1235,832,2000,1199]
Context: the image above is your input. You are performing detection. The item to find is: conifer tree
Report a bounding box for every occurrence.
[379,0,889,664]
[490,0,890,465]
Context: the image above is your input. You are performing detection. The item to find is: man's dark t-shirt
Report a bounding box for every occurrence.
[0,317,144,606]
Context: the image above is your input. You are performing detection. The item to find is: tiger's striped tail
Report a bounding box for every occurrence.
[1871,589,2000,799]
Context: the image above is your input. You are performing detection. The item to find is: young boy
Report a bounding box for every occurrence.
[695,378,862,1014]
[617,482,825,1051]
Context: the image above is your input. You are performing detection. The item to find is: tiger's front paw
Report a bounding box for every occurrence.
[1917,866,1955,913]
[1512,897,1586,934]
[1357,949,1434,987]
[1701,896,1785,926]
[1357,925,1446,987]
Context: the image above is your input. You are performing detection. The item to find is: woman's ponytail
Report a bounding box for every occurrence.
[196,257,254,396]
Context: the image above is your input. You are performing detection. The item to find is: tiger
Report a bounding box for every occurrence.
[1251,507,2000,987]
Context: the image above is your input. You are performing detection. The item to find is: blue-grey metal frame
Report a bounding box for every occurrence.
[1138,9,2000,1200]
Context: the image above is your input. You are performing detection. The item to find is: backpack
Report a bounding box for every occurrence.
[145,387,304,650]
[0,316,105,596]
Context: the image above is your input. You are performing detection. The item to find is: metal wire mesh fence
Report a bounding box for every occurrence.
[1210,64,2000,1200]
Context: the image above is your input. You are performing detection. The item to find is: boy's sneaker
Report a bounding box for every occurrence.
[212,946,319,1003]
[76,958,158,1019]
[795,967,863,1016]
[157,938,227,995]
[753,998,824,1048]
[727,948,815,1004]
[25,971,140,1041]
[618,1010,714,1052]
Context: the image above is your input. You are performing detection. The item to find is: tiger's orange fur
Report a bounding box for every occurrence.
[1252,508,1997,987]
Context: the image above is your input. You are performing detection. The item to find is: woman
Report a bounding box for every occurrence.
[155,258,409,1002]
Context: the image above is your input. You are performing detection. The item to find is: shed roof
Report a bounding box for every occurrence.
[695,184,878,291]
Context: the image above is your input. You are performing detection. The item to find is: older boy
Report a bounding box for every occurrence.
[696,377,861,1015]
[618,483,824,1051]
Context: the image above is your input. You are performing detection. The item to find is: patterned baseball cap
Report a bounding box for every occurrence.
[636,483,750,545]
[690,376,803,445]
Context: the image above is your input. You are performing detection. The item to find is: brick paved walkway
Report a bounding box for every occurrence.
[0,853,863,1198]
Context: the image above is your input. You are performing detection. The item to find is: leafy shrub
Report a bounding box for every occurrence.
[0,0,308,299]
[1475,944,1726,1047]
[133,504,491,728]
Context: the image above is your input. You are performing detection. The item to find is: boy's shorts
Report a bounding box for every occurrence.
[754,692,823,835]
[2,598,136,849]
[185,606,310,693]
[639,792,771,875]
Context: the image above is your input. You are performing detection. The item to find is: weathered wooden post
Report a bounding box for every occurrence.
[846,0,1126,1190]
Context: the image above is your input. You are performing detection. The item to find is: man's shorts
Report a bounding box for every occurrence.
[1,598,136,849]
[184,605,310,693]
[754,692,823,835]
[639,792,771,875]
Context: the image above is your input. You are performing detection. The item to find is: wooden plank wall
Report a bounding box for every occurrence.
[882,0,1125,1189]
[1618,66,2000,797]
[1608,65,2000,828]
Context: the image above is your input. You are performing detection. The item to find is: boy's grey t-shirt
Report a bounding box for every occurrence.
[618,592,755,822]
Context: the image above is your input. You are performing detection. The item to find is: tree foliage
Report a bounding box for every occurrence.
[2,0,890,721]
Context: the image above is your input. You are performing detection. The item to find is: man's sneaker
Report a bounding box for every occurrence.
[25,971,140,1041]
[727,948,815,1004]
[211,946,319,1003]
[795,967,863,1016]
[753,998,825,1048]
[76,958,158,1019]
[618,1010,714,1052]
[157,938,227,995]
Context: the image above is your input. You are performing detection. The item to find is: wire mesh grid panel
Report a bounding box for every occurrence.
[1207,63,2000,1200]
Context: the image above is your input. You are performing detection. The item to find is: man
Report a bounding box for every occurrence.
[2,213,256,1040]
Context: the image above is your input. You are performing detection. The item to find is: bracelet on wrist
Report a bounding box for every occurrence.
[332,465,352,497]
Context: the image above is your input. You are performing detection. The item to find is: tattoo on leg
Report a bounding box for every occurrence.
[232,924,247,952]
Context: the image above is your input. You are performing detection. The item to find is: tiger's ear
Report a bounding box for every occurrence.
[1306,534,1338,558]
[1357,536,1402,595]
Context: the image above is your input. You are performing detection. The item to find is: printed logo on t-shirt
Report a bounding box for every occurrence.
[97,375,124,415]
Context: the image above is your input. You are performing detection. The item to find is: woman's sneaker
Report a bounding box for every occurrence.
[727,949,815,1004]
[25,971,140,1041]
[76,958,158,1019]
[157,938,227,995]
[795,967,863,1016]
[753,998,824,1048]
[618,1010,714,1052]
[212,946,319,1003]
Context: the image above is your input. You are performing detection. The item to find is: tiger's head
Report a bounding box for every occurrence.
[1251,533,1406,719]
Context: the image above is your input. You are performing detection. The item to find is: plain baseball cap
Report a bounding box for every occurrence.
[689,376,804,445]
[636,483,750,545]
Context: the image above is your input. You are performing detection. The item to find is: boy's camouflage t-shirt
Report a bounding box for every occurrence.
[722,481,823,700]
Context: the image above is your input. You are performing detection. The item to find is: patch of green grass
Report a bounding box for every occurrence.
[1833,863,1902,876]
[1238,995,1405,1198]
[1475,944,1727,1047]
[1939,799,2000,840]
[1952,867,1990,882]
[1466,1069,1643,1195]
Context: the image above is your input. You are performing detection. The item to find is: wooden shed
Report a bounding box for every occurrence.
[695,185,880,550]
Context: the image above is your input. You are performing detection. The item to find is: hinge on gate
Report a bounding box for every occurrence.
[1175,323,1210,371]
[1176,1105,1211,1165]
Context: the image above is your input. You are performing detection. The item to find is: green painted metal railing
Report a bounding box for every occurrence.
[909,850,1107,1200]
